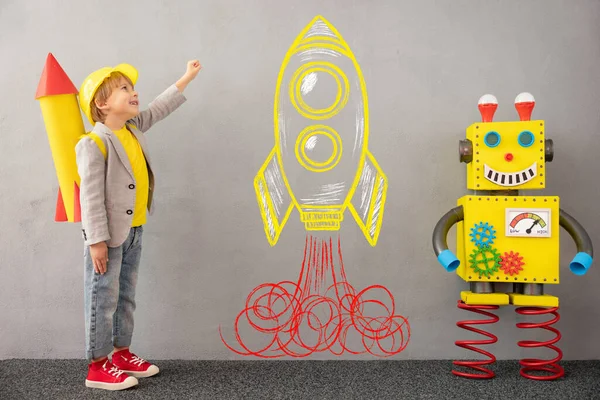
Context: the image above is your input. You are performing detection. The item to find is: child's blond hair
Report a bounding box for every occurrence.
[90,72,134,123]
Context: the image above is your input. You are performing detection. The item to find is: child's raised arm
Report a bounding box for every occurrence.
[128,60,201,133]
[175,60,202,93]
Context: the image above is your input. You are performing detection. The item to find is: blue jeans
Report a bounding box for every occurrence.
[84,226,143,361]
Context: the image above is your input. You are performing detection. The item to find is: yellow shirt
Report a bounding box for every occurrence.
[114,126,149,226]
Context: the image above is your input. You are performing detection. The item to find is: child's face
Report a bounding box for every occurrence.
[99,76,139,120]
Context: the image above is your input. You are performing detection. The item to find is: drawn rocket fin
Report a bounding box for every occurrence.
[254,148,294,246]
[348,151,388,246]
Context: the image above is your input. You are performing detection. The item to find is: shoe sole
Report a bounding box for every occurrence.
[85,376,138,390]
[121,365,160,378]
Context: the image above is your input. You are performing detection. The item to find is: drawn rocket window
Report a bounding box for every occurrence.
[289,62,350,120]
[295,125,343,172]
[518,131,535,147]
[484,131,501,148]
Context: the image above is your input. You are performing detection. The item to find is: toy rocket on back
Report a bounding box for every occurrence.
[35,53,86,222]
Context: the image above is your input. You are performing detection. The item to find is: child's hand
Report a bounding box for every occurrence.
[176,60,202,92]
[90,242,108,275]
[185,60,202,81]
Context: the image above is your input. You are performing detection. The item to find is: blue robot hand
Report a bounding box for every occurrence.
[570,252,593,276]
[438,249,460,272]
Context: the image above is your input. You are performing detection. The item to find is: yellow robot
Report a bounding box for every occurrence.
[432,92,593,380]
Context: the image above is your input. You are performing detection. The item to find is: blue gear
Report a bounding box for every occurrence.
[469,222,496,246]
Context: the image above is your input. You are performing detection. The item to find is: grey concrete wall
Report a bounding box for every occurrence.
[1,0,599,361]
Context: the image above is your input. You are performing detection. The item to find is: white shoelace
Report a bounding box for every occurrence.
[103,361,124,377]
[109,366,124,377]
[131,355,146,367]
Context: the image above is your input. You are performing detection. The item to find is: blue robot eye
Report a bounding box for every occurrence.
[484,131,501,147]
[518,131,534,147]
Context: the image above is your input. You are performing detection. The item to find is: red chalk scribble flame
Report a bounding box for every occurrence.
[220,234,410,357]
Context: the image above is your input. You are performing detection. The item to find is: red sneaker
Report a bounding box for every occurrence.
[112,349,160,378]
[85,358,138,390]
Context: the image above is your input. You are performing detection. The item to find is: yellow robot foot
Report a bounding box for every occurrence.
[508,294,559,307]
[461,291,509,306]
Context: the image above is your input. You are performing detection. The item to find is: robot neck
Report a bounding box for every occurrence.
[471,189,520,196]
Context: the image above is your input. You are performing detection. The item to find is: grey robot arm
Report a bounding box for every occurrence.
[432,206,464,272]
[559,208,594,275]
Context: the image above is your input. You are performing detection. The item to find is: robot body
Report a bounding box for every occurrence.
[456,194,560,307]
[432,93,593,380]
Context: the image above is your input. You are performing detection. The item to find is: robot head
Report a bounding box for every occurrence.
[459,92,554,190]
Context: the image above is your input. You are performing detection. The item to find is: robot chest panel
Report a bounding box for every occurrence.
[457,195,560,282]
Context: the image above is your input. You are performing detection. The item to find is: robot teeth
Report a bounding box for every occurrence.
[484,163,537,186]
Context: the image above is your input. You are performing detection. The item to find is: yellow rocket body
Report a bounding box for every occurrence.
[36,53,86,222]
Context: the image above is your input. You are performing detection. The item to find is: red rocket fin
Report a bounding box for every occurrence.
[73,182,81,222]
[55,188,68,222]
[54,183,81,222]
[35,53,78,99]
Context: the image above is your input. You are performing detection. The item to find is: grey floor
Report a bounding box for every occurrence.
[1,359,599,399]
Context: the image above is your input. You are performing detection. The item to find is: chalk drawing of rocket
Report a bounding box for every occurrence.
[255,15,387,247]
[223,17,409,358]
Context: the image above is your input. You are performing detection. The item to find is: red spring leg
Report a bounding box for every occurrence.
[453,300,499,379]
[515,306,564,380]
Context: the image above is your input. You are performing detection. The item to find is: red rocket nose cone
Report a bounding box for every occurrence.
[35,53,78,99]
[478,94,498,122]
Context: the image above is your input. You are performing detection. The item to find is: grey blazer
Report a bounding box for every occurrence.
[75,84,186,247]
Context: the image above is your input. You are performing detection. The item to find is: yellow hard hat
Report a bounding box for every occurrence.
[79,64,138,125]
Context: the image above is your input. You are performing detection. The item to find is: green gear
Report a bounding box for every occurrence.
[469,244,501,278]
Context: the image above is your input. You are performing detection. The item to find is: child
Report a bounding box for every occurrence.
[75,60,201,390]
